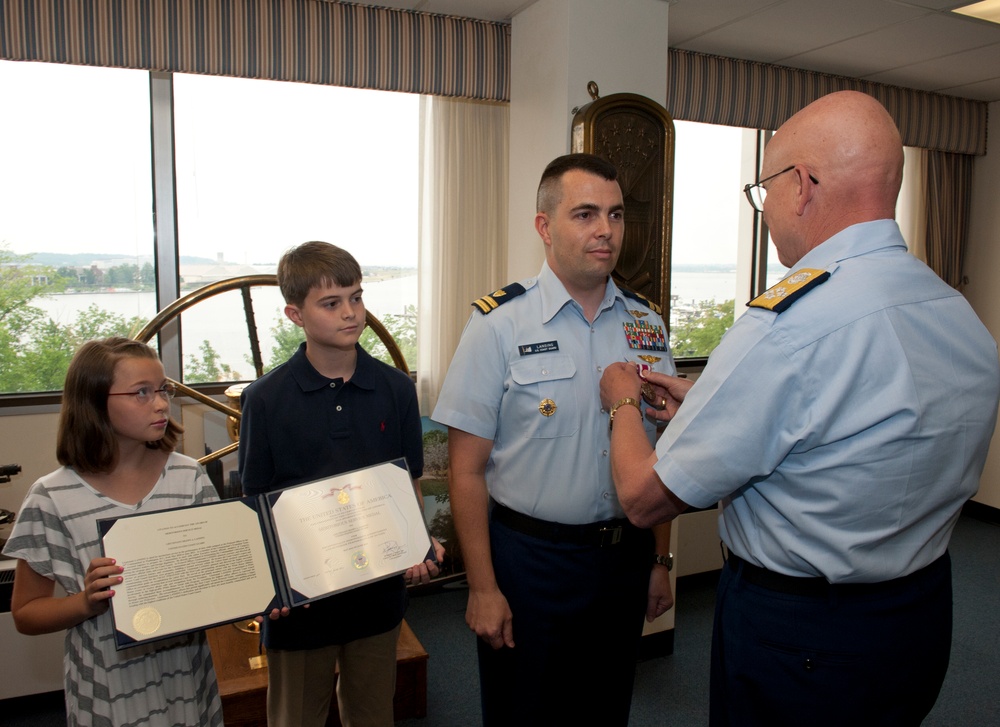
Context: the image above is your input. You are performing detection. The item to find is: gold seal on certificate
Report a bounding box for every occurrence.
[133,607,162,636]
[323,483,354,504]
[353,551,370,570]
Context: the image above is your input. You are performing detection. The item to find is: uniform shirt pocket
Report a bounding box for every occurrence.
[509,354,580,438]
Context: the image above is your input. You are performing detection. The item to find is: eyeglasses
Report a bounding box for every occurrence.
[107,382,177,405]
[743,165,819,212]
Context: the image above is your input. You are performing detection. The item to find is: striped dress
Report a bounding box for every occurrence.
[2,452,224,727]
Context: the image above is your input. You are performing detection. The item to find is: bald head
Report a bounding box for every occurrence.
[763,91,904,263]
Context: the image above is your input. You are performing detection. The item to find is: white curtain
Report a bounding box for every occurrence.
[417,96,509,414]
[897,146,928,262]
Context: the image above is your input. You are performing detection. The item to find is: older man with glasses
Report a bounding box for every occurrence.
[599,90,1000,726]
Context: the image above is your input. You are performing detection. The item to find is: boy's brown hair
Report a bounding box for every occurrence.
[276,241,363,306]
[57,337,182,473]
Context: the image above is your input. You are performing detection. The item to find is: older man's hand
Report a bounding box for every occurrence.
[599,362,642,410]
[640,370,695,422]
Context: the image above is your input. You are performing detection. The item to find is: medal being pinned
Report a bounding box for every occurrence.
[629,359,667,411]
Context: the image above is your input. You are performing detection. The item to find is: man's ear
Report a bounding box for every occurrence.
[794,167,817,217]
[535,212,552,247]
[284,304,304,328]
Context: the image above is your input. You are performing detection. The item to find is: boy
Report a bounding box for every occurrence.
[238,240,442,727]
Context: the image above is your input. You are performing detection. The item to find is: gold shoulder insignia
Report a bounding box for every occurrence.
[620,287,662,315]
[747,268,830,313]
[472,282,527,314]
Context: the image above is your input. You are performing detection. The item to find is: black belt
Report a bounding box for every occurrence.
[491,502,633,547]
[727,551,946,597]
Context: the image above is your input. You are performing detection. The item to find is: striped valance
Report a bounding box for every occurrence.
[0,0,510,101]
[667,49,987,156]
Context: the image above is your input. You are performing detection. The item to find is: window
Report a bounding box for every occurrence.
[171,74,420,382]
[669,120,761,359]
[0,61,419,395]
[0,61,154,394]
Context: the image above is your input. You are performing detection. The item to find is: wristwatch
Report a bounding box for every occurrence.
[653,552,674,571]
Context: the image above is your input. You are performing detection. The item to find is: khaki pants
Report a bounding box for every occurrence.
[266,622,401,727]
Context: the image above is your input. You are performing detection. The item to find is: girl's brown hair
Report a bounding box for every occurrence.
[56,337,183,473]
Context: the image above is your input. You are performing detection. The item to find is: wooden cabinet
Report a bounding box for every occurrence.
[206,619,428,727]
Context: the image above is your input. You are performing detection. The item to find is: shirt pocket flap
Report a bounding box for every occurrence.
[510,355,577,385]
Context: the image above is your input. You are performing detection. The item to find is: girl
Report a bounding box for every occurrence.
[2,337,223,726]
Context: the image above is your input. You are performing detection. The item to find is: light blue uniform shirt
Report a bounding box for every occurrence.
[433,262,677,524]
[655,220,1000,582]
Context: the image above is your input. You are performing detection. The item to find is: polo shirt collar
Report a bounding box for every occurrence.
[288,342,378,392]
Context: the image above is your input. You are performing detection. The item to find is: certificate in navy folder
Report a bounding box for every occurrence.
[98,458,431,649]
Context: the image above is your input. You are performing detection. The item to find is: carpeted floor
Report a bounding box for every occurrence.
[4,512,998,726]
[398,511,1000,727]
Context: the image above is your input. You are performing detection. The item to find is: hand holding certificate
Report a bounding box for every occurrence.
[99,459,431,649]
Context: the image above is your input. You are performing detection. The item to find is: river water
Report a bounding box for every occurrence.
[33,272,744,373]
[34,276,418,377]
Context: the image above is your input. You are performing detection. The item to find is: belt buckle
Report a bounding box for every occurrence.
[598,525,622,547]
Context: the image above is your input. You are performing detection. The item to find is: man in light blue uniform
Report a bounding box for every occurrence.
[433,154,675,726]
[600,91,1000,726]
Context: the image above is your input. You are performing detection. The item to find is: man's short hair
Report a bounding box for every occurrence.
[277,241,363,306]
[536,153,619,214]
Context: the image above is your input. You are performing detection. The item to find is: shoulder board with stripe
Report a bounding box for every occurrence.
[620,286,662,315]
[472,283,527,314]
[747,268,830,313]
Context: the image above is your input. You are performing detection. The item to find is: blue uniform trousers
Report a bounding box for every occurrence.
[710,551,952,726]
[478,511,653,726]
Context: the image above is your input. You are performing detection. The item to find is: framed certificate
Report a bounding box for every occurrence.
[99,458,432,649]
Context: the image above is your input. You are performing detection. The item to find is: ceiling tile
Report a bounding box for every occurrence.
[932,77,1000,102]
[664,0,779,45]
[864,43,1000,96]
[895,0,980,10]
[672,0,928,65]
[783,14,1000,77]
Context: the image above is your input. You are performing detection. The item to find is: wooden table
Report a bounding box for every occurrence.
[207,619,428,726]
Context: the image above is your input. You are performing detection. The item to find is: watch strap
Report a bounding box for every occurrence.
[653,552,674,571]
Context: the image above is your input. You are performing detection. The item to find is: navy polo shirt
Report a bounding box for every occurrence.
[238,342,424,650]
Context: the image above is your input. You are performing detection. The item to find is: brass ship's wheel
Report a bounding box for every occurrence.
[133,274,409,466]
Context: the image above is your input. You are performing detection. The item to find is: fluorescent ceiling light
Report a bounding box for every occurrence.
[952,0,1000,24]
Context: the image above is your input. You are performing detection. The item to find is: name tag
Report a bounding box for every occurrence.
[518,341,560,356]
